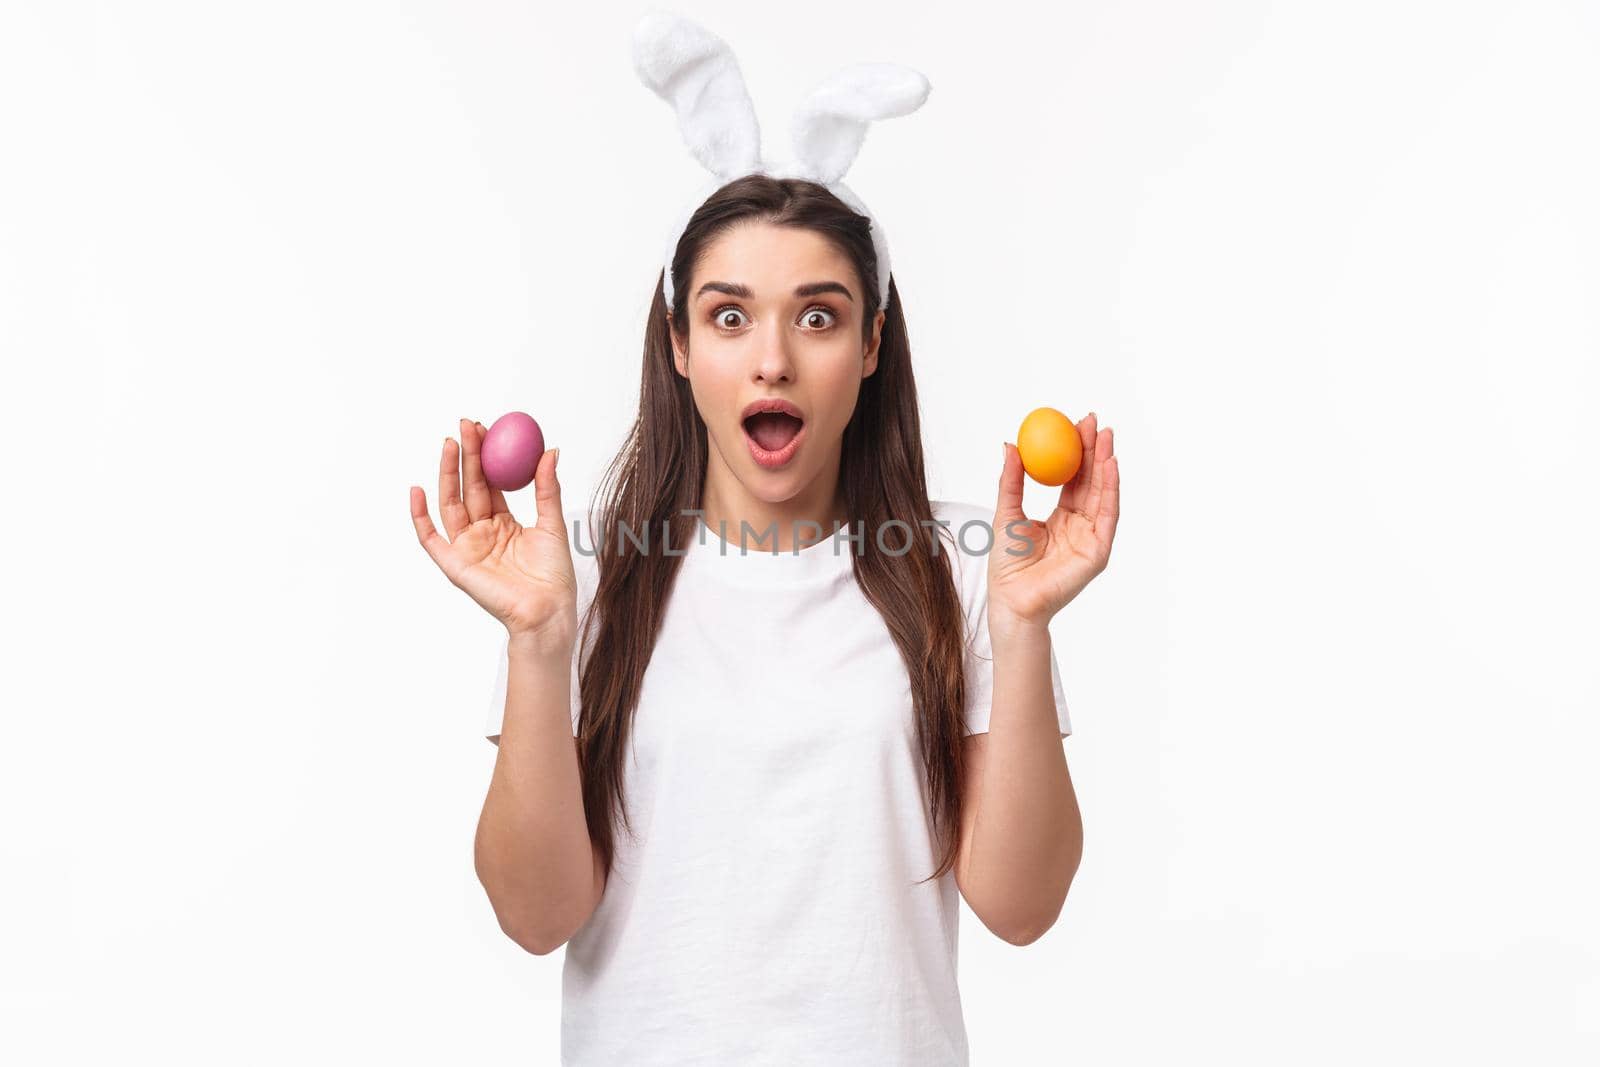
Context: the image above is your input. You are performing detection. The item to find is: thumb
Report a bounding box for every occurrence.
[995,441,1026,522]
[533,446,569,540]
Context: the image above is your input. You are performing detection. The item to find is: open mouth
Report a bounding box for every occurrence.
[744,410,803,451]
[740,399,806,468]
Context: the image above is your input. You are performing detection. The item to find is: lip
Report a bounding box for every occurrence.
[740,397,807,470]
[740,397,806,422]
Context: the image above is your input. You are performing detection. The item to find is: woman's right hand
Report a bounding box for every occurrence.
[410,418,578,646]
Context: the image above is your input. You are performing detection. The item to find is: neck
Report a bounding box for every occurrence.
[699,445,848,552]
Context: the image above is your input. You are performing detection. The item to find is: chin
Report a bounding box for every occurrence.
[735,464,812,504]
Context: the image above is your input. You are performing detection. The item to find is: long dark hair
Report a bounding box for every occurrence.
[575,173,970,884]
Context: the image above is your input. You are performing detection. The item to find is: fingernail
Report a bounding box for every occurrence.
[551,447,560,471]
[1001,442,1009,463]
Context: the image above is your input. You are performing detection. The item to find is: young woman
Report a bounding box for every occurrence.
[409,174,1120,1065]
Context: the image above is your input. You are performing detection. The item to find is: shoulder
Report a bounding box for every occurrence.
[930,498,993,532]
[929,499,994,607]
[563,499,603,606]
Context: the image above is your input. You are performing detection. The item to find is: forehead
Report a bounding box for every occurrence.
[691,221,857,299]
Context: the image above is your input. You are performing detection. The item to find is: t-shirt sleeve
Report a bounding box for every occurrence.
[483,517,601,743]
[947,504,1073,739]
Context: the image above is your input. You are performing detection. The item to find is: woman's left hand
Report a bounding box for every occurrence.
[987,412,1120,636]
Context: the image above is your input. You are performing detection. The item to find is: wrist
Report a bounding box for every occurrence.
[987,606,1051,647]
[506,624,576,661]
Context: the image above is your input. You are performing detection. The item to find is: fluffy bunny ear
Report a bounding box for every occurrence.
[632,12,763,180]
[787,63,931,185]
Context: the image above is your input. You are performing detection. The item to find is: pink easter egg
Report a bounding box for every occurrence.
[480,411,545,491]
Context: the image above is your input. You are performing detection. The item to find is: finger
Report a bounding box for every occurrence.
[1081,426,1112,522]
[1057,411,1097,515]
[1095,454,1120,558]
[996,441,1027,522]
[438,435,468,541]
[460,418,492,523]
[532,446,568,540]
[477,422,511,517]
[410,486,462,583]
[994,444,1042,559]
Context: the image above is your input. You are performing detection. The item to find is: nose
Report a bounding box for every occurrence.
[751,319,795,385]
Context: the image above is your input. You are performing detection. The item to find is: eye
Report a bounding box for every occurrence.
[711,305,749,331]
[800,306,838,331]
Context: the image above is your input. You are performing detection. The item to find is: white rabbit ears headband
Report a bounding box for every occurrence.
[630,11,931,312]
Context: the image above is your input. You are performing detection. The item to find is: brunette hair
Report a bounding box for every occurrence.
[574,173,970,884]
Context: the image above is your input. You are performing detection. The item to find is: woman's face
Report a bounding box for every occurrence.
[667,220,885,508]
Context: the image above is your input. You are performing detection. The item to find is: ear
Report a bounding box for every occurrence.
[787,63,931,185]
[632,13,763,180]
[666,310,690,377]
[862,308,885,379]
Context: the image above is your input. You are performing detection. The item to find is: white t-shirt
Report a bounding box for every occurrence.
[484,499,1071,1065]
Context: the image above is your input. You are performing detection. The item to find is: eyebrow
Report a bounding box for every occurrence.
[694,280,855,303]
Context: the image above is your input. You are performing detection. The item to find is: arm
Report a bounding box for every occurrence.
[954,622,1083,946]
[476,630,606,955]
[956,414,1119,945]
[409,420,603,955]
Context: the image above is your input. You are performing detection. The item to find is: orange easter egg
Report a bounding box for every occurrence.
[1016,407,1083,486]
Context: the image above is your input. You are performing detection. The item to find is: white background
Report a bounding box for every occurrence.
[4,1,1597,1063]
